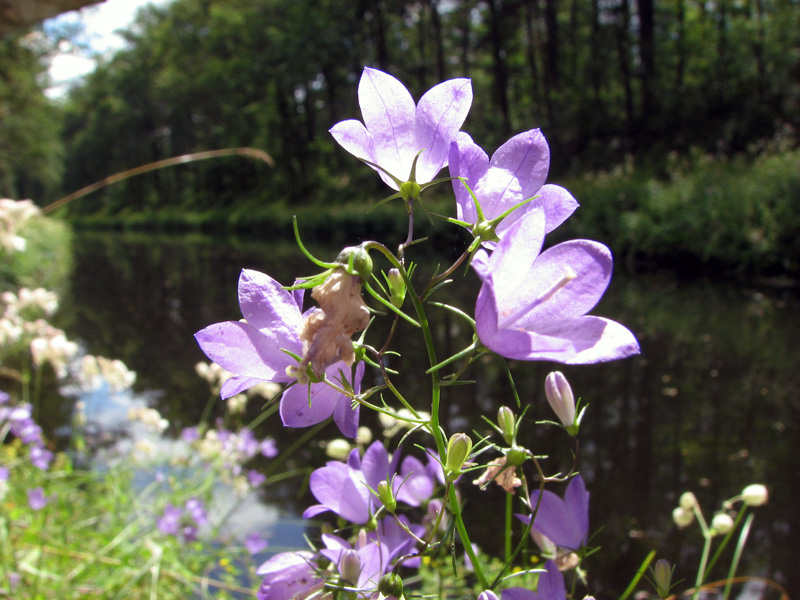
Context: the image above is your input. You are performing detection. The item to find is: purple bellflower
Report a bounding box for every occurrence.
[502,560,567,600]
[195,269,363,438]
[256,551,323,600]
[449,130,578,240]
[472,207,640,364]
[517,475,590,551]
[303,440,391,524]
[330,67,472,189]
[321,516,422,592]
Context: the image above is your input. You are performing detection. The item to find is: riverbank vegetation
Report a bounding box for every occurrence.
[2,0,800,278]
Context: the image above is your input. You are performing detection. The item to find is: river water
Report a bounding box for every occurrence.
[52,229,799,597]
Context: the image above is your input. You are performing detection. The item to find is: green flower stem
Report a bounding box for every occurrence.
[616,549,656,600]
[365,240,489,589]
[703,505,747,580]
[722,513,754,600]
[505,491,513,561]
[692,536,713,600]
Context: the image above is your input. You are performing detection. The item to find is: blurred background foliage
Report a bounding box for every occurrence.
[1,0,799,272]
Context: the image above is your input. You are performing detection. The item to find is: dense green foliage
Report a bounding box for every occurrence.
[0,33,63,199]
[2,0,800,274]
[54,0,800,217]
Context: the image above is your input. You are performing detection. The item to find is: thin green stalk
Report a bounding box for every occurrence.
[693,535,713,600]
[198,393,217,429]
[364,239,490,588]
[617,549,657,600]
[703,506,747,579]
[505,492,513,562]
[722,513,754,600]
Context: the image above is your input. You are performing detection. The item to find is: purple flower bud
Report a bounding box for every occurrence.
[339,548,362,586]
[544,371,577,432]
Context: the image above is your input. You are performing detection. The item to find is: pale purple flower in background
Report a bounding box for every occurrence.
[247,469,267,488]
[195,269,363,438]
[330,67,472,189]
[517,475,590,551]
[28,487,48,511]
[502,560,567,600]
[473,208,640,364]
[449,130,578,240]
[260,438,278,458]
[0,466,8,481]
[245,532,269,555]
[157,503,182,536]
[182,525,198,542]
[185,497,208,527]
[256,551,323,600]
[29,444,53,470]
[181,426,200,442]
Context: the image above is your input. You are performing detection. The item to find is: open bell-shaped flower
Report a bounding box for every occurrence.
[330,67,472,191]
[472,207,640,364]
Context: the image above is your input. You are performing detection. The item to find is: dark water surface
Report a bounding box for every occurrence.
[57,230,799,597]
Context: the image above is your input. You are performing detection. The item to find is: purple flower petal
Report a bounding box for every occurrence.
[474,210,639,364]
[502,560,566,600]
[415,77,473,182]
[195,321,293,385]
[256,551,322,600]
[525,476,590,550]
[331,67,472,189]
[305,461,372,524]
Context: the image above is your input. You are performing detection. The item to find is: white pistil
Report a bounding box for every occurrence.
[500,267,576,328]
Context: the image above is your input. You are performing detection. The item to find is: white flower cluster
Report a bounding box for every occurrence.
[0,288,60,348]
[78,355,137,392]
[127,405,169,433]
[30,329,78,378]
[0,198,40,253]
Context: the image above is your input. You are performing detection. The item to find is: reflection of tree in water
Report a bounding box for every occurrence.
[61,233,799,596]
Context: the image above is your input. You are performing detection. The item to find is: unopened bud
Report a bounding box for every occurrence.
[497,406,516,445]
[711,513,734,535]
[335,245,373,281]
[325,439,352,460]
[672,506,694,528]
[378,572,404,598]
[545,371,577,433]
[478,592,500,600]
[377,480,397,514]
[339,549,362,586]
[386,268,406,308]
[445,433,472,481]
[679,491,697,511]
[741,484,768,506]
[651,559,674,598]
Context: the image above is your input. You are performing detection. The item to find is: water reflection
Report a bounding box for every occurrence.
[57,230,799,596]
